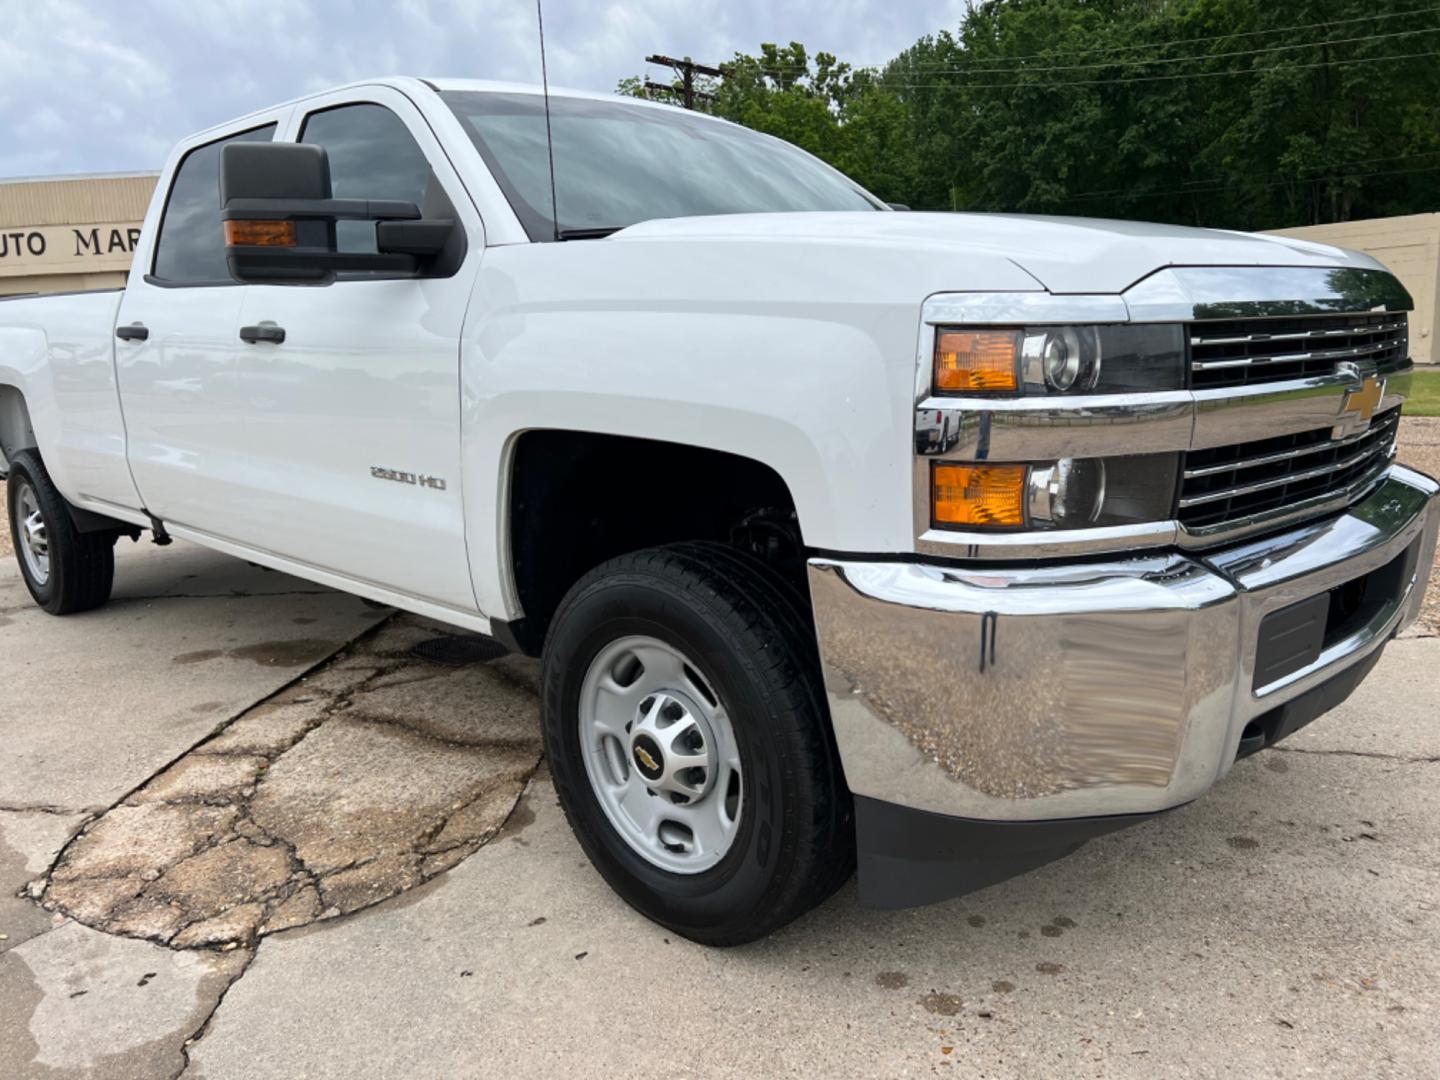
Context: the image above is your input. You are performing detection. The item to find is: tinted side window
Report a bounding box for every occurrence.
[152,124,277,284]
[300,104,431,253]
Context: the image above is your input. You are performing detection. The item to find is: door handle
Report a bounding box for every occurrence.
[115,322,149,342]
[240,322,286,345]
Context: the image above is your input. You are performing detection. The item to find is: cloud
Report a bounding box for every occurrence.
[0,0,969,177]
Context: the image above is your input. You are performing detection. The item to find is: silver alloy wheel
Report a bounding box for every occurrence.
[14,481,50,587]
[579,636,743,874]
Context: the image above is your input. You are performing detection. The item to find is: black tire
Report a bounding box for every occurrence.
[542,541,853,946]
[6,449,115,615]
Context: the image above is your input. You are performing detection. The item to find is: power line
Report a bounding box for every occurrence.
[871,45,1440,91]
[1058,150,1440,203]
[741,5,1440,74]
[938,4,1440,68]
[1061,161,1440,205]
[873,23,1440,77]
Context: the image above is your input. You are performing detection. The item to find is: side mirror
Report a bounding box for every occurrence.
[220,142,458,283]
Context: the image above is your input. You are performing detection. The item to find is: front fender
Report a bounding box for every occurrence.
[460,288,936,618]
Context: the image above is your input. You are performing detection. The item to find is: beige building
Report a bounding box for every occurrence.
[1268,213,1440,365]
[0,172,158,298]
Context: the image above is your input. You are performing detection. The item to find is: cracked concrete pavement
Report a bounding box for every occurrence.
[2,539,546,1077]
[3,530,1440,1077]
[37,614,543,950]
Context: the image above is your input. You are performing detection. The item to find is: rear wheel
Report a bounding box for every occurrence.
[542,542,853,946]
[6,450,114,615]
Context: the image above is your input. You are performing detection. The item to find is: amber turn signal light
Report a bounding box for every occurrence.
[932,463,1027,528]
[934,329,1020,393]
[224,220,297,247]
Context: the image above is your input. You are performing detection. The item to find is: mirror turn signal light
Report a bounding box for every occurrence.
[934,329,1020,393]
[224,220,297,247]
[932,463,1027,528]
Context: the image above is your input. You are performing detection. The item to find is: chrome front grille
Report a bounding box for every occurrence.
[1189,313,1409,390]
[1179,407,1400,529]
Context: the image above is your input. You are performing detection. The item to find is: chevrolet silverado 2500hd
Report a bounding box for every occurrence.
[3,79,1436,945]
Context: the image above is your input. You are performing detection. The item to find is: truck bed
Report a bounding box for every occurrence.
[0,288,135,509]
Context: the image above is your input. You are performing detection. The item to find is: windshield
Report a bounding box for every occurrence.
[441,90,883,240]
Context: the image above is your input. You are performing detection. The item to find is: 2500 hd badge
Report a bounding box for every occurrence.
[370,466,447,491]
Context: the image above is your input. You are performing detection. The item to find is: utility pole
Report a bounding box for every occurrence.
[644,54,723,109]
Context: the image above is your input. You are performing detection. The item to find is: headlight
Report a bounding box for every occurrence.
[931,454,1178,532]
[1028,458,1106,526]
[1038,328,1087,392]
[932,324,1184,397]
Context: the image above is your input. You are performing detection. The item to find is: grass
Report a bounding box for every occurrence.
[1407,368,1440,417]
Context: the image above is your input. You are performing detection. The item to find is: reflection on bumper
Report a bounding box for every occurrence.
[809,464,1440,823]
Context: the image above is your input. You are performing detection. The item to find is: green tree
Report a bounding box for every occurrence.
[616,1,1440,228]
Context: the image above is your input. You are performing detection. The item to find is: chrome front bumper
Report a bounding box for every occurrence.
[809,464,1439,824]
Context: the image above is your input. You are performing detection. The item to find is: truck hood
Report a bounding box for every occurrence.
[614,211,1384,295]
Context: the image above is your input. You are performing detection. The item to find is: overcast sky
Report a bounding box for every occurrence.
[0,0,972,179]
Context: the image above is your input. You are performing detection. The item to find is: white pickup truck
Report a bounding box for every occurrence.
[3,78,1437,945]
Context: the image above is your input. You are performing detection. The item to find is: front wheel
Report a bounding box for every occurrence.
[542,542,853,946]
[6,449,115,615]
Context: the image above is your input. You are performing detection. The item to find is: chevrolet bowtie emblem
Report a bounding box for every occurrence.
[633,745,660,772]
[1333,374,1384,439]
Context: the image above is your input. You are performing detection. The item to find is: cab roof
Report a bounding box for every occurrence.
[188,75,701,143]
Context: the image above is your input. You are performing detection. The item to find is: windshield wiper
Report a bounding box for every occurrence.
[555,227,622,241]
